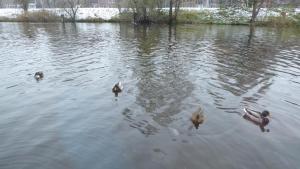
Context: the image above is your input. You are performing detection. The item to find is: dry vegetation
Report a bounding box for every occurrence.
[15,10,60,22]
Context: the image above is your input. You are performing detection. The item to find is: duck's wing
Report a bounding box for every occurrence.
[244,108,261,118]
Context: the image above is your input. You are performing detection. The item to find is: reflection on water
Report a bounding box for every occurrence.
[0,23,300,169]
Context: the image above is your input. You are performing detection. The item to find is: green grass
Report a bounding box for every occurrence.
[109,10,169,23]
[109,12,132,22]
[77,17,105,23]
[177,11,204,24]
[0,16,14,22]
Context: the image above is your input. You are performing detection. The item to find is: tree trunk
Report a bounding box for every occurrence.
[169,0,173,24]
[142,7,147,22]
[250,0,257,24]
[206,0,209,7]
[174,0,181,23]
[250,0,265,25]
[245,0,248,8]
[132,0,138,22]
[21,0,29,12]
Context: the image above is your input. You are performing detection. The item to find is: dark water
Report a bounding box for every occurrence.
[0,23,300,169]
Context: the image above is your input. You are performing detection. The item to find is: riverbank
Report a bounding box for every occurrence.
[0,8,299,27]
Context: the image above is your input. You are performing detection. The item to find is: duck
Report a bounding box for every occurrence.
[112,82,123,96]
[243,108,270,128]
[34,71,44,81]
[191,108,205,129]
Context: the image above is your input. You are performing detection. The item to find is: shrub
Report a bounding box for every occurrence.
[109,12,132,22]
[149,10,168,23]
[177,11,202,24]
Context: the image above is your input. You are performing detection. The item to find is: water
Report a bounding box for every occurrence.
[0,23,300,169]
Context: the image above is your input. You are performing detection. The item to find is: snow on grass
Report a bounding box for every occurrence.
[0,7,298,22]
[0,8,23,18]
[76,8,119,20]
[0,8,119,20]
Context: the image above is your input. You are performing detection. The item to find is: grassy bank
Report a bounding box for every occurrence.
[109,8,300,27]
[76,17,105,23]
[1,8,299,27]
[0,10,106,23]
[19,10,61,22]
[0,10,60,22]
[257,13,300,27]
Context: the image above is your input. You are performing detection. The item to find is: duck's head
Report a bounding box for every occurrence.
[261,110,270,117]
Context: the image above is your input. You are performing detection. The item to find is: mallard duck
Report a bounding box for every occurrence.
[243,108,270,127]
[34,71,44,81]
[191,108,205,129]
[112,82,123,96]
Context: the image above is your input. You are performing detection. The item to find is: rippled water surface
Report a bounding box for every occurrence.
[0,23,300,169]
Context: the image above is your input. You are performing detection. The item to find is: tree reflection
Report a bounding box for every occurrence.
[119,25,195,135]
[18,23,37,39]
[210,26,279,112]
[40,23,104,85]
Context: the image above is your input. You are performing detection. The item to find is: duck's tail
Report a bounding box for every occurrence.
[117,82,123,90]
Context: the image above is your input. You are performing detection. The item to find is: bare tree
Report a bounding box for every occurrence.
[17,0,29,11]
[127,0,153,23]
[63,0,80,22]
[169,0,173,24]
[250,0,266,24]
[169,0,181,24]
[174,0,181,23]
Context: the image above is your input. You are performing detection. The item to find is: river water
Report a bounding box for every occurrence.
[0,23,300,169]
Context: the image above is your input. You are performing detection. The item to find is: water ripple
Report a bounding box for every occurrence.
[0,23,300,169]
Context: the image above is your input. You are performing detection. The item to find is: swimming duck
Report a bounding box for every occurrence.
[112,82,123,96]
[243,108,270,132]
[191,108,205,129]
[34,71,44,81]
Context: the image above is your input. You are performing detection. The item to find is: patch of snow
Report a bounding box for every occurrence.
[0,8,23,18]
[76,8,119,20]
[0,8,120,20]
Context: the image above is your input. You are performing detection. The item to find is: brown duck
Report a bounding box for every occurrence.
[191,108,205,129]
